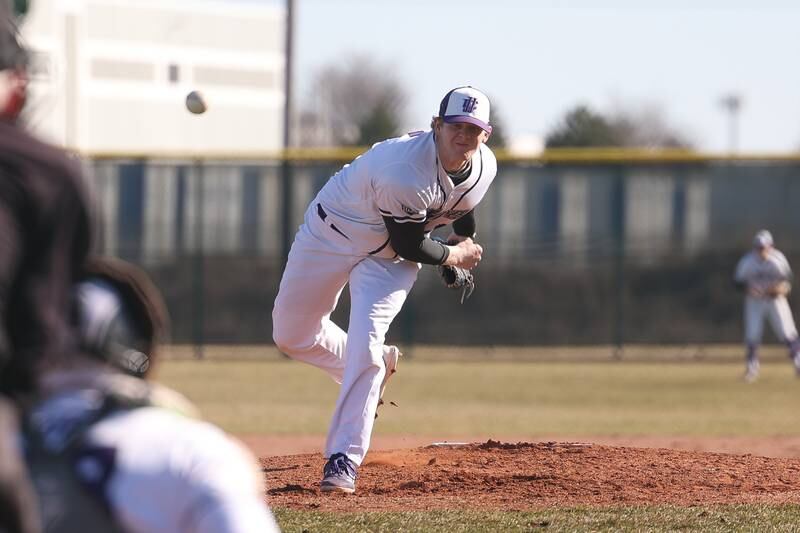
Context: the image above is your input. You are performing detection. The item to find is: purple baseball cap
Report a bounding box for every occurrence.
[438,86,492,133]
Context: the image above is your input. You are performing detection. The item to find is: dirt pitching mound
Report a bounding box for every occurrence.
[260,440,800,511]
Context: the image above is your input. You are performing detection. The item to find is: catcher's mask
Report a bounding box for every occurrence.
[73,257,168,378]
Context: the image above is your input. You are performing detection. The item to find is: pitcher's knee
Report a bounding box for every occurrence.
[272,324,306,357]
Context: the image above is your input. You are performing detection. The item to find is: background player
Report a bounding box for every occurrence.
[272,86,496,493]
[733,229,800,382]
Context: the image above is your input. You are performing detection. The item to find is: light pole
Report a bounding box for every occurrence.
[280,0,295,268]
[719,94,742,154]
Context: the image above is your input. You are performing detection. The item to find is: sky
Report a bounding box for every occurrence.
[254,0,800,153]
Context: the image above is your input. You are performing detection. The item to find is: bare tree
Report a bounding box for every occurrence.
[546,103,694,149]
[545,105,620,148]
[299,54,407,147]
[608,103,694,149]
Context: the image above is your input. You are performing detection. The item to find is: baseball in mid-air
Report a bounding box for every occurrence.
[185,90,207,114]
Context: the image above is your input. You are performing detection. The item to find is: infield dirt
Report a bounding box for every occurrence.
[260,440,800,511]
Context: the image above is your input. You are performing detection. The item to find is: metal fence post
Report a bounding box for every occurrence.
[280,160,293,269]
[193,159,205,359]
[611,167,626,359]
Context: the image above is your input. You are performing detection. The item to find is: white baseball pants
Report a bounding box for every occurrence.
[744,295,798,344]
[272,205,420,465]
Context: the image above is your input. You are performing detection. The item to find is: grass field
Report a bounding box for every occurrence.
[155,354,800,437]
[272,505,800,533]
[154,349,800,532]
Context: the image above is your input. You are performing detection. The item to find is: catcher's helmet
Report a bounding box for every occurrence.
[74,257,168,378]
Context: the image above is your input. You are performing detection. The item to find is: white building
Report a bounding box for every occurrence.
[20,0,285,155]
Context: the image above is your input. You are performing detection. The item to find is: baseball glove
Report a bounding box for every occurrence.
[431,236,476,304]
[438,264,475,304]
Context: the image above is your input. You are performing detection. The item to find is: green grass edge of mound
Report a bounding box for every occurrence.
[273,504,800,533]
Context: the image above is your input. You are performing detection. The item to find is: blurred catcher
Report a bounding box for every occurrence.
[1,4,91,532]
[0,0,93,407]
[21,256,280,533]
[734,230,800,383]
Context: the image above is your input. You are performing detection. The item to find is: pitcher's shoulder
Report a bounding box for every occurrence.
[372,129,433,152]
[369,131,435,174]
[479,143,497,160]
[479,144,498,174]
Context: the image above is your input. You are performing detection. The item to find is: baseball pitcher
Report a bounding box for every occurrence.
[272,86,496,493]
[733,229,800,382]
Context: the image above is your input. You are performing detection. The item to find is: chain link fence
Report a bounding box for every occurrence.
[82,153,800,351]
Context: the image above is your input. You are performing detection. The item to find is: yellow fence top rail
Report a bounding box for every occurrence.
[80,146,800,164]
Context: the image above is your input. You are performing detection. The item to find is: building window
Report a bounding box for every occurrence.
[168,64,180,83]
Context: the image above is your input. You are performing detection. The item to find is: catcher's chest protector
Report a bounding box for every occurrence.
[23,384,158,533]
[25,447,124,533]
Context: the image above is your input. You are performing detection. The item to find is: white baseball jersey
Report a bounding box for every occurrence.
[273,129,498,466]
[734,248,797,344]
[734,248,792,295]
[26,371,279,533]
[312,130,497,258]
